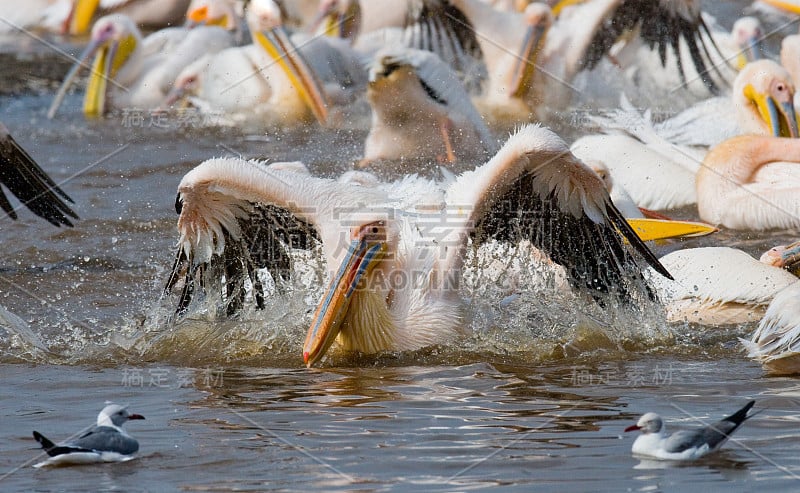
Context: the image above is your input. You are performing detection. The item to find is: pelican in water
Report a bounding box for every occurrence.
[166,11,364,128]
[48,14,233,118]
[649,247,798,325]
[402,0,731,123]
[362,46,495,166]
[697,135,800,230]
[165,124,671,367]
[743,281,800,375]
[572,60,799,211]
[67,0,193,34]
[0,122,78,226]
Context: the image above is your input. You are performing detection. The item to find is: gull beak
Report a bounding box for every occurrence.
[127,414,145,420]
[253,26,329,125]
[624,424,641,432]
[625,218,718,242]
[747,83,800,138]
[509,23,546,98]
[68,0,100,35]
[303,223,386,367]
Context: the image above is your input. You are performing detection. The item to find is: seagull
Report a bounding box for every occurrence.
[625,401,756,460]
[32,404,145,467]
[0,122,78,226]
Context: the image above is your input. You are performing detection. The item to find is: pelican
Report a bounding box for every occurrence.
[164,124,670,367]
[761,239,800,276]
[362,46,495,166]
[572,60,799,211]
[184,0,240,31]
[166,28,364,127]
[48,14,233,118]
[0,122,78,226]
[743,281,800,375]
[404,0,731,123]
[70,0,193,34]
[697,135,800,230]
[649,247,798,325]
[752,0,800,18]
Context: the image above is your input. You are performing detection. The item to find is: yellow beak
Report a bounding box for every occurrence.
[760,0,800,15]
[509,23,547,98]
[69,0,100,35]
[626,218,718,242]
[303,237,384,367]
[745,83,800,138]
[253,26,329,125]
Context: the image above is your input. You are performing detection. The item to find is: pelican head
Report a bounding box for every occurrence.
[303,219,395,367]
[48,14,140,119]
[624,412,664,434]
[508,3,554,98]
[309,0,361,42]
[186,0,238,30]
[732,17,763,68]
[246,0,329,124]
[760,240,800,276]
[735,60,799,138]
[164,59,206,107]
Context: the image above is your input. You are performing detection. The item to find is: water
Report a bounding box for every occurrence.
[1,1,800,491]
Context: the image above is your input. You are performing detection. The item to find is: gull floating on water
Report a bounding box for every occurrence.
[625,401,756,460]
[32,403,145,467]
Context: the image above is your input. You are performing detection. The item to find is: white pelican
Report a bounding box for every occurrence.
[47,14,233,118]
[74,0,193,33]
[697,135,800,230]
[184,0,240,31]
[406,0,732,123]
[649,247,799,325]
[743,280,800,375]
[761,239,800,275]
[572,60,799,211]
[0,122,78,226]
[164,124,670,367]
[650,60,799,148]
[362,46,495,165]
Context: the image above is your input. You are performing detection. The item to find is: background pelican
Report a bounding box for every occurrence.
[697,135,800,230]
[362,46,495,166]
[0,122,78,227]
[165,124,670,367]
[48,14,233,118]
[649,247,798,325]
[743,280,800,375]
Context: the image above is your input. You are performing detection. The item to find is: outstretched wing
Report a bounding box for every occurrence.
[578,0,727,93]
[165,158,384,316]
[447,124,671,303]
[0,123,78,226]
[403,0,486,92]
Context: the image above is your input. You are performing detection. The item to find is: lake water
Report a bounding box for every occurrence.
[1,1,800,491]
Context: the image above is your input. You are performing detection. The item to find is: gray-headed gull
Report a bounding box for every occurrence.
[32,404,145,467]
[624,400,755,460]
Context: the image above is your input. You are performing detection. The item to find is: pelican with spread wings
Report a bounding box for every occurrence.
[165,124,671,367]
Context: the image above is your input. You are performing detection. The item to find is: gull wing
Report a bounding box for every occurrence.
[0,123,78,226]
[446,124,671,303]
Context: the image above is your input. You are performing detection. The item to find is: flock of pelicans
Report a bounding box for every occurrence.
[3,0,800,467]
[3,0,800,370]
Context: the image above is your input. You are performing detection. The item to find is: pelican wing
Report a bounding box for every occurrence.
[0,124,77,226]
[744,281,800,363]
[447,125,671,302]
[579,0,726,93]
[165,158,385,315]
[403,0,486,92]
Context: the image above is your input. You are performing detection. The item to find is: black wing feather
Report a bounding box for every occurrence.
[581,0,726,94]
[472,170,671,303]
[0,125,78,226]
[165,203,320,316]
